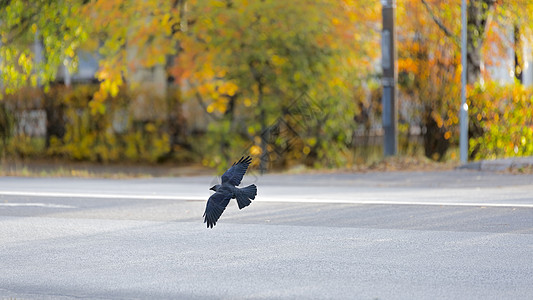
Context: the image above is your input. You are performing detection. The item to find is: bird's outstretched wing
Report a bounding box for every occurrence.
[221,156,252,187]
[203,191,232,228]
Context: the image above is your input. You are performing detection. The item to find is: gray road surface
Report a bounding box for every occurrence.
[0,170,532,299]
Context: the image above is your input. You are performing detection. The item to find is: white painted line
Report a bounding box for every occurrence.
[0,202,75,208]
[258,198,533,208]
[1,190,533,208]
[0,191,196,201]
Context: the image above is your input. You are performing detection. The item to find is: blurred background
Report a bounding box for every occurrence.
[0,0,532,174]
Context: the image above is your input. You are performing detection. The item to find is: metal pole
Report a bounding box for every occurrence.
[460,0,468,163]
[381,0,397,156]
[381,0,398,156]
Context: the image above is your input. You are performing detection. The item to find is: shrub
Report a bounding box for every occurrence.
[469,82,533,160]
[5,84,176,163]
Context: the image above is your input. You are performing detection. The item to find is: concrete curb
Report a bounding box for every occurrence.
[459,156,533,172]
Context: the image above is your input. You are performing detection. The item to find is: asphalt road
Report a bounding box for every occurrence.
[0,170,532,299]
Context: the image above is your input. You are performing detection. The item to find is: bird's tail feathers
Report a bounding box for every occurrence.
[235,184,257,209]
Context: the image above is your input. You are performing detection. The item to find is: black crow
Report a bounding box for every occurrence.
[203,156,257,228]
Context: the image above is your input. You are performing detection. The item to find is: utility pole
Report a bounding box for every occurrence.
[460,0,468,163]
[381,0,397,156]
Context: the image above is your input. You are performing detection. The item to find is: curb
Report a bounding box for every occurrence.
[459,156,533,172]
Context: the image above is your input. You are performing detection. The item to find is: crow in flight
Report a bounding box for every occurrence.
[203,156,257,228]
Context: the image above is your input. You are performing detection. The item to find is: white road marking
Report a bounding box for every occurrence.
[1,190,533,208]
[0,202,75,208]
[0,191,192,200]
[259,198,533,208]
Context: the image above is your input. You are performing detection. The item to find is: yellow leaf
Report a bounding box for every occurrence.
[110,82,119,97]
[431,111,444,128]
[145,123,157,132]
[218,81,238,96]
[225,82,238,96]
[271,55,287,66]
[250,145,262,156]
[207,103,215,113]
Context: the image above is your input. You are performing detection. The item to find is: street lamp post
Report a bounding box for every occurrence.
[460,0,468,163]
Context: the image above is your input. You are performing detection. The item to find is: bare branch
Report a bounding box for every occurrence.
[421,0,459,46]
[186,79,221,121]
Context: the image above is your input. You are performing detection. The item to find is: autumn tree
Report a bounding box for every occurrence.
[0,0,189,157]
[2,0,381,168]
[399,0,533,160]
[0,0,88,94]
[0,0,90,147]
[175,0,380,170]
[397,0,461,161]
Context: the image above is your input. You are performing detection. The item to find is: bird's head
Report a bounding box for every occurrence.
[209,185,219,192]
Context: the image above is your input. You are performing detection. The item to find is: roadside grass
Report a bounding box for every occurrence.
[1,153,459,179]
[0,158,214,178]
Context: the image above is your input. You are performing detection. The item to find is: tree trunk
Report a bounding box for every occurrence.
[514,23,522,83]
[466,0,496,159]
[258,80,268,174]
[44,88,66,149]
[0,102,13,158]
[422,106,449,161]
[466,0,496,84]
[249,61,268,173]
